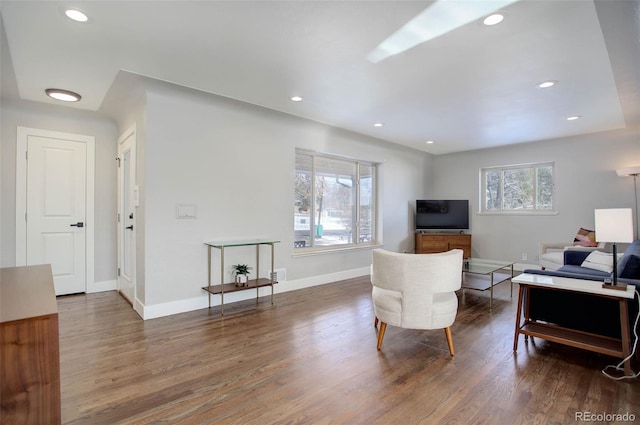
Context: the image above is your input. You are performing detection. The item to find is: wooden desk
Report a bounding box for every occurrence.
[1,265,61,425]
[512,273,636,375]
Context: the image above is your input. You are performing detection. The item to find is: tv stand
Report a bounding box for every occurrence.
[415,233,471,258]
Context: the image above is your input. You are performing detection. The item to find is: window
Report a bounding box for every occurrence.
[481,162,554,213]
[294,150,377,250]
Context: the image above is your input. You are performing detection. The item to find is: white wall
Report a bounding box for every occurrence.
[4,79,636,319]
[0,78,429,318]
[429,128,640,263]
[0,99,118,283]
[139,83,429,308]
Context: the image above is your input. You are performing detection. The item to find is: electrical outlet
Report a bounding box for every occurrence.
[521,253,528,261]
[271,268,286,282]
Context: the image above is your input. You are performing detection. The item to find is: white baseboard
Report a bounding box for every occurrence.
[275,267,370,293]
[141,296,209,320]
[133,297,145,319]
[86,279,117,293]
[137,267,371,320]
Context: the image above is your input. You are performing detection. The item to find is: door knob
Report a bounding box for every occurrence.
[70,222,84,227]
[126,225,134,230]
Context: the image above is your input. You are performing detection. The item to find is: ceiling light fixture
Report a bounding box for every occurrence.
[64,9,88,22]
[483,13,505,26]
[426,140,435,144]
[45,88,82,102]
[373,122,384,127]
[290,96,302,102]
[538,80,558,88]
[567,115,581,121]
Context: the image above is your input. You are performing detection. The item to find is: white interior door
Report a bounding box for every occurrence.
[117,126,136,304]
[16,127,95,295]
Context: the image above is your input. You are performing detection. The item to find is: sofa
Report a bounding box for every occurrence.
[538,241,605,270]
[522,240,640,339]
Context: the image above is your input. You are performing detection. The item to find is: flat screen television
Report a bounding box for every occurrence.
[416,200,469,230]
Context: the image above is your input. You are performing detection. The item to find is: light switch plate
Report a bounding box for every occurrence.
[133,185,140,207]
[176,204,197,219]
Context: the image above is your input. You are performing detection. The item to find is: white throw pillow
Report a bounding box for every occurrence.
[580,251,622,273]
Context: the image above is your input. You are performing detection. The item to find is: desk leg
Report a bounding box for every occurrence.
[510,264,514,298]
[256,244,260,305]
[620,299,631,376]
[207,246,212,308]
[489,271,494,310]
[220,246,225,316]
[270,243,275,305]
[513,284,525,351]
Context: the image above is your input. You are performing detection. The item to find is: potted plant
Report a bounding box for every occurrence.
[232,264,252,287]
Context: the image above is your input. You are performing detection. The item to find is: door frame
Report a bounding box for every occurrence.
[15,126,95,292]
[116,124,137,304]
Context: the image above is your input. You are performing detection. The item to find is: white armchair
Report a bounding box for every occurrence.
[371,248,463,356]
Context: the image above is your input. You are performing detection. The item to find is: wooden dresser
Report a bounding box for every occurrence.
[415,233,472,258]
[1,265,61,425]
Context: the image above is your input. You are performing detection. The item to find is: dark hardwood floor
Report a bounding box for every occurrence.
[57,276,639,424]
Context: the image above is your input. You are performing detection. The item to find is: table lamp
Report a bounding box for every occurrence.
[594,208,634,290]
[616,165,640,239]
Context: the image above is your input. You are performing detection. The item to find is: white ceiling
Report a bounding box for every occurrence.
[1,0,638,155]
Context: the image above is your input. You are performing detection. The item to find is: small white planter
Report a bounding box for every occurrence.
[235,274,248,286]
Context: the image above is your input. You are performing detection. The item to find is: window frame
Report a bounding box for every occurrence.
[479,161,556,214]
[294,149,379,253]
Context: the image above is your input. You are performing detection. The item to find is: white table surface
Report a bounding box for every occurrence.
[512,273,636,299]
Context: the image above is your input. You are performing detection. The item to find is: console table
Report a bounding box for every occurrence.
[202,239,280,315]
[415,233,471,258]
[1,265,61,424]
[512,273,636,375]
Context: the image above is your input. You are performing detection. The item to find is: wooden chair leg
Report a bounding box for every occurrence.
[374,316,379,328]
[377,322,387,350]
[444,327,455,356]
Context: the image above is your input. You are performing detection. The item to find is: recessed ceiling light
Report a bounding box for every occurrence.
[45,88,81,102]
[65,9,88,22]
[483,13,505,26]
[290,96,302,102]
[373,122,384,128]
[538,80,558,88]
[567,115,581,121]
[426,140,435,144]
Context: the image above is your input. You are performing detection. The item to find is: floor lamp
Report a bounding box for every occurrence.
[616,166,640,240]
[594,208,634,290]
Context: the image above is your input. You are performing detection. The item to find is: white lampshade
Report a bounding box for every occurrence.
[594,208,634,243]
[616,166,640,177]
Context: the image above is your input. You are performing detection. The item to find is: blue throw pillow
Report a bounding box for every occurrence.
[625,240,640,257]
[618,254,640,279]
